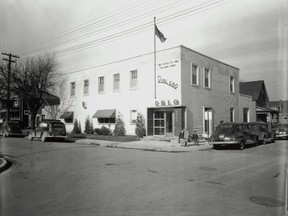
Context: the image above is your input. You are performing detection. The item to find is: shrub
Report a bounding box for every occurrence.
[113,112,126,136]
[94,126,112,135]
[135,112,146,138]
[84,116,94,134]
[72,119,81,134]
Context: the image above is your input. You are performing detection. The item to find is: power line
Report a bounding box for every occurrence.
[16,0,186,56]
[23,0,229,58]
[12,0,175,54]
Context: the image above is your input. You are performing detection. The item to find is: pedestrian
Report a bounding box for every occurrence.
[180,128,189,147]
[192,130,199,145]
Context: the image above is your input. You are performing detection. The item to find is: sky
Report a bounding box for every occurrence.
[0,0,287,101]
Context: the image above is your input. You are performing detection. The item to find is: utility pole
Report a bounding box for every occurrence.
[2,52,19,121]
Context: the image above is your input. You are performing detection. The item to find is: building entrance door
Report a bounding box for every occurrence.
[153,111,173,136]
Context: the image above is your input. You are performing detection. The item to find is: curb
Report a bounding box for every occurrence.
[75,139,212,152]
[0,157,8,173]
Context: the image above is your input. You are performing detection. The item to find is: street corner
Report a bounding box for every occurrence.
[0,157,9,173]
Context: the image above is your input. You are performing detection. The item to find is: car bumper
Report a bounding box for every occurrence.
[212,141,240,146]
[275,134,288,139]
[47,135,67,139]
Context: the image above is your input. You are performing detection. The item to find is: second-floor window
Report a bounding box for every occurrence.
[83,79,89,95]
[204,68,211,88]
[130,70,138,89]
[70,82,75,97]
[113,73,120,92]
[230,76,235,93]
[98,76,104,93]
[191,64,199,86]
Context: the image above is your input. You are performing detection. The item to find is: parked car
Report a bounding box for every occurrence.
[211,122,258,150]
[247,122,275,144]
[0,121,23,137]
[28,120,67,142]
[273,123,288,139]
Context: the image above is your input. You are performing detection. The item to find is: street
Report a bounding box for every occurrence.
[0,137,287,216]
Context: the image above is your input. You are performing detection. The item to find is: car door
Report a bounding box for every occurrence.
[242,124,254,144]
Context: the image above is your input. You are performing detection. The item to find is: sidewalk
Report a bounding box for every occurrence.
[74,139,212,152]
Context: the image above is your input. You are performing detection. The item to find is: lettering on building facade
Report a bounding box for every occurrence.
[155,99,180,107]
[157,75,178,89]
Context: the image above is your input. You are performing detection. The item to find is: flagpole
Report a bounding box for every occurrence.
[154,17,156,99]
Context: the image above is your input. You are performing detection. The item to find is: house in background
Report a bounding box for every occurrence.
[0,91,60,128]
[267,100,288,124]
[240,80,279,123]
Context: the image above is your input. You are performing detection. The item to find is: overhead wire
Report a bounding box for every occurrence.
[12,0,176,54]
[16,0,187,56]
[25,0,229,59]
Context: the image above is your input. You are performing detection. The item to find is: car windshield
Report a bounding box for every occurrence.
[248,124,260,132]
[52,123,65,128]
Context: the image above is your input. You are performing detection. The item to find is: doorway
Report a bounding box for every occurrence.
[204,107,213,137]
[153,111,173,136]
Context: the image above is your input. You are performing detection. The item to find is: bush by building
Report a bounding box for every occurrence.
[135,112,146,138]
[84,116,94,134]
[72,119,81,134]
[94,126,112,135]
[113,112,126,136]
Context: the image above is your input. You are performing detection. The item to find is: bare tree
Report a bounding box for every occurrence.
[43,78,74,119]
[11,54,58,129]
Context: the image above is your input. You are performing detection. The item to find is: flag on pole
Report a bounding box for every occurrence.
[155,24,166,43]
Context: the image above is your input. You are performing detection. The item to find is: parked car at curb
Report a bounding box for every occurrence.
[27,120,67,142]
[211,122,258,150]
[273,123,288,140]
[0,121,23,137]
[247,122,275,144]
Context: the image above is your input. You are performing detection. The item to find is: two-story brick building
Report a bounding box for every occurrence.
[59,45,256,137]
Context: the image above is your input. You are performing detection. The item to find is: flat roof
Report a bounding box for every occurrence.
[62,45,239,76]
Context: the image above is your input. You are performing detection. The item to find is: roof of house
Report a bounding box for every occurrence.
[239,80,268,101]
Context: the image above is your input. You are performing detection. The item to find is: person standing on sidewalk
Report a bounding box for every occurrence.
[180,128,189,147]
[192,130,199,145]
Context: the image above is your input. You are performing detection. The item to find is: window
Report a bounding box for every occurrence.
[83,79,89,95]
[98,118,115,124]
[191,64,199,86]
[130,70,138,89]
[113,73,120,92]
[230,107,234,122]
[230,76,235,93]
[98,76,104,93]
[204,68,211,88]
[243,108,249,123]
[130,110,137,124]
[70,82,75,97]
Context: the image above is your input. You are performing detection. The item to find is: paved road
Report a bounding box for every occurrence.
[0,137,287,216]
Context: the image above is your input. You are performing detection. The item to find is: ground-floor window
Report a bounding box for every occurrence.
[243,108,249,123]
[230,107,234,122]
[98,118,115,124]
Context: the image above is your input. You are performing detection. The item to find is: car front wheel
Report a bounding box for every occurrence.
[239,141,245,150]
[28,133,34,141]
[41,134,46,142]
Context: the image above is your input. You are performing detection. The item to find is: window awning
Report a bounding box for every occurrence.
[60,112,73,119]
[93,109,116,118]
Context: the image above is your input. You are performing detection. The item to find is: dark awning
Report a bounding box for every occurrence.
[93,109,116,118]
[60,112,73,119]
